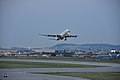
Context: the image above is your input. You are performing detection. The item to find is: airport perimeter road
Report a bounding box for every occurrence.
[0,59,120,80]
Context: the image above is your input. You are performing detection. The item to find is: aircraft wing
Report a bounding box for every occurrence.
[65,35,78,38]
[39,34,60,37]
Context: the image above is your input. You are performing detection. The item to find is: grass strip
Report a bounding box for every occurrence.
[31,72,120,80]
[1,56,120,63]
[0,61,102,68]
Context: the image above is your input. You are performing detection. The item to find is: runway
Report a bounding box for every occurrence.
[0,59,120,80]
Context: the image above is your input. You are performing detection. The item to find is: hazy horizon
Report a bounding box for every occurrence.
[1,43,120,49]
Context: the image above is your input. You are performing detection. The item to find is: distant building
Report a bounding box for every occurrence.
[0,49,18,56]
[110,49,116,53]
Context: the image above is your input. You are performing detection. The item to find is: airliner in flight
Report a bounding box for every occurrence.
[39,29,78,41]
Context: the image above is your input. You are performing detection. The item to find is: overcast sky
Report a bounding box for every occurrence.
[0,0,120,48]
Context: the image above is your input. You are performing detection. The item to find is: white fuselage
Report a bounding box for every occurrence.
[60,29,70,37]
[58,29,70,40]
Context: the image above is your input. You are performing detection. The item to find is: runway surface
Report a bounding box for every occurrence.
[0,59,120,80]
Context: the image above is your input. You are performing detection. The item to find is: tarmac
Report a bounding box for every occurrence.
[0,59,120,80]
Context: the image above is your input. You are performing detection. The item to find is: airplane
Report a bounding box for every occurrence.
[39,29,78,41]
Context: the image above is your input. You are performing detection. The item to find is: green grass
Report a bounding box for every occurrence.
[0,61,102,68]
[31,72,120,80]
[1,56,120,63]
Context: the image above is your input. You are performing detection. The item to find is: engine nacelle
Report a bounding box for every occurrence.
[54,37,60,40]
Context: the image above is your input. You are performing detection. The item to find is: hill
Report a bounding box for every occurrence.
[52,43,120,51]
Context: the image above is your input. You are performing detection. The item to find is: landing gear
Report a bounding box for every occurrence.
[64,38,67,41]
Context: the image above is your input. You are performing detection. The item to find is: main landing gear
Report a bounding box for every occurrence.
[64,38,67,41]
